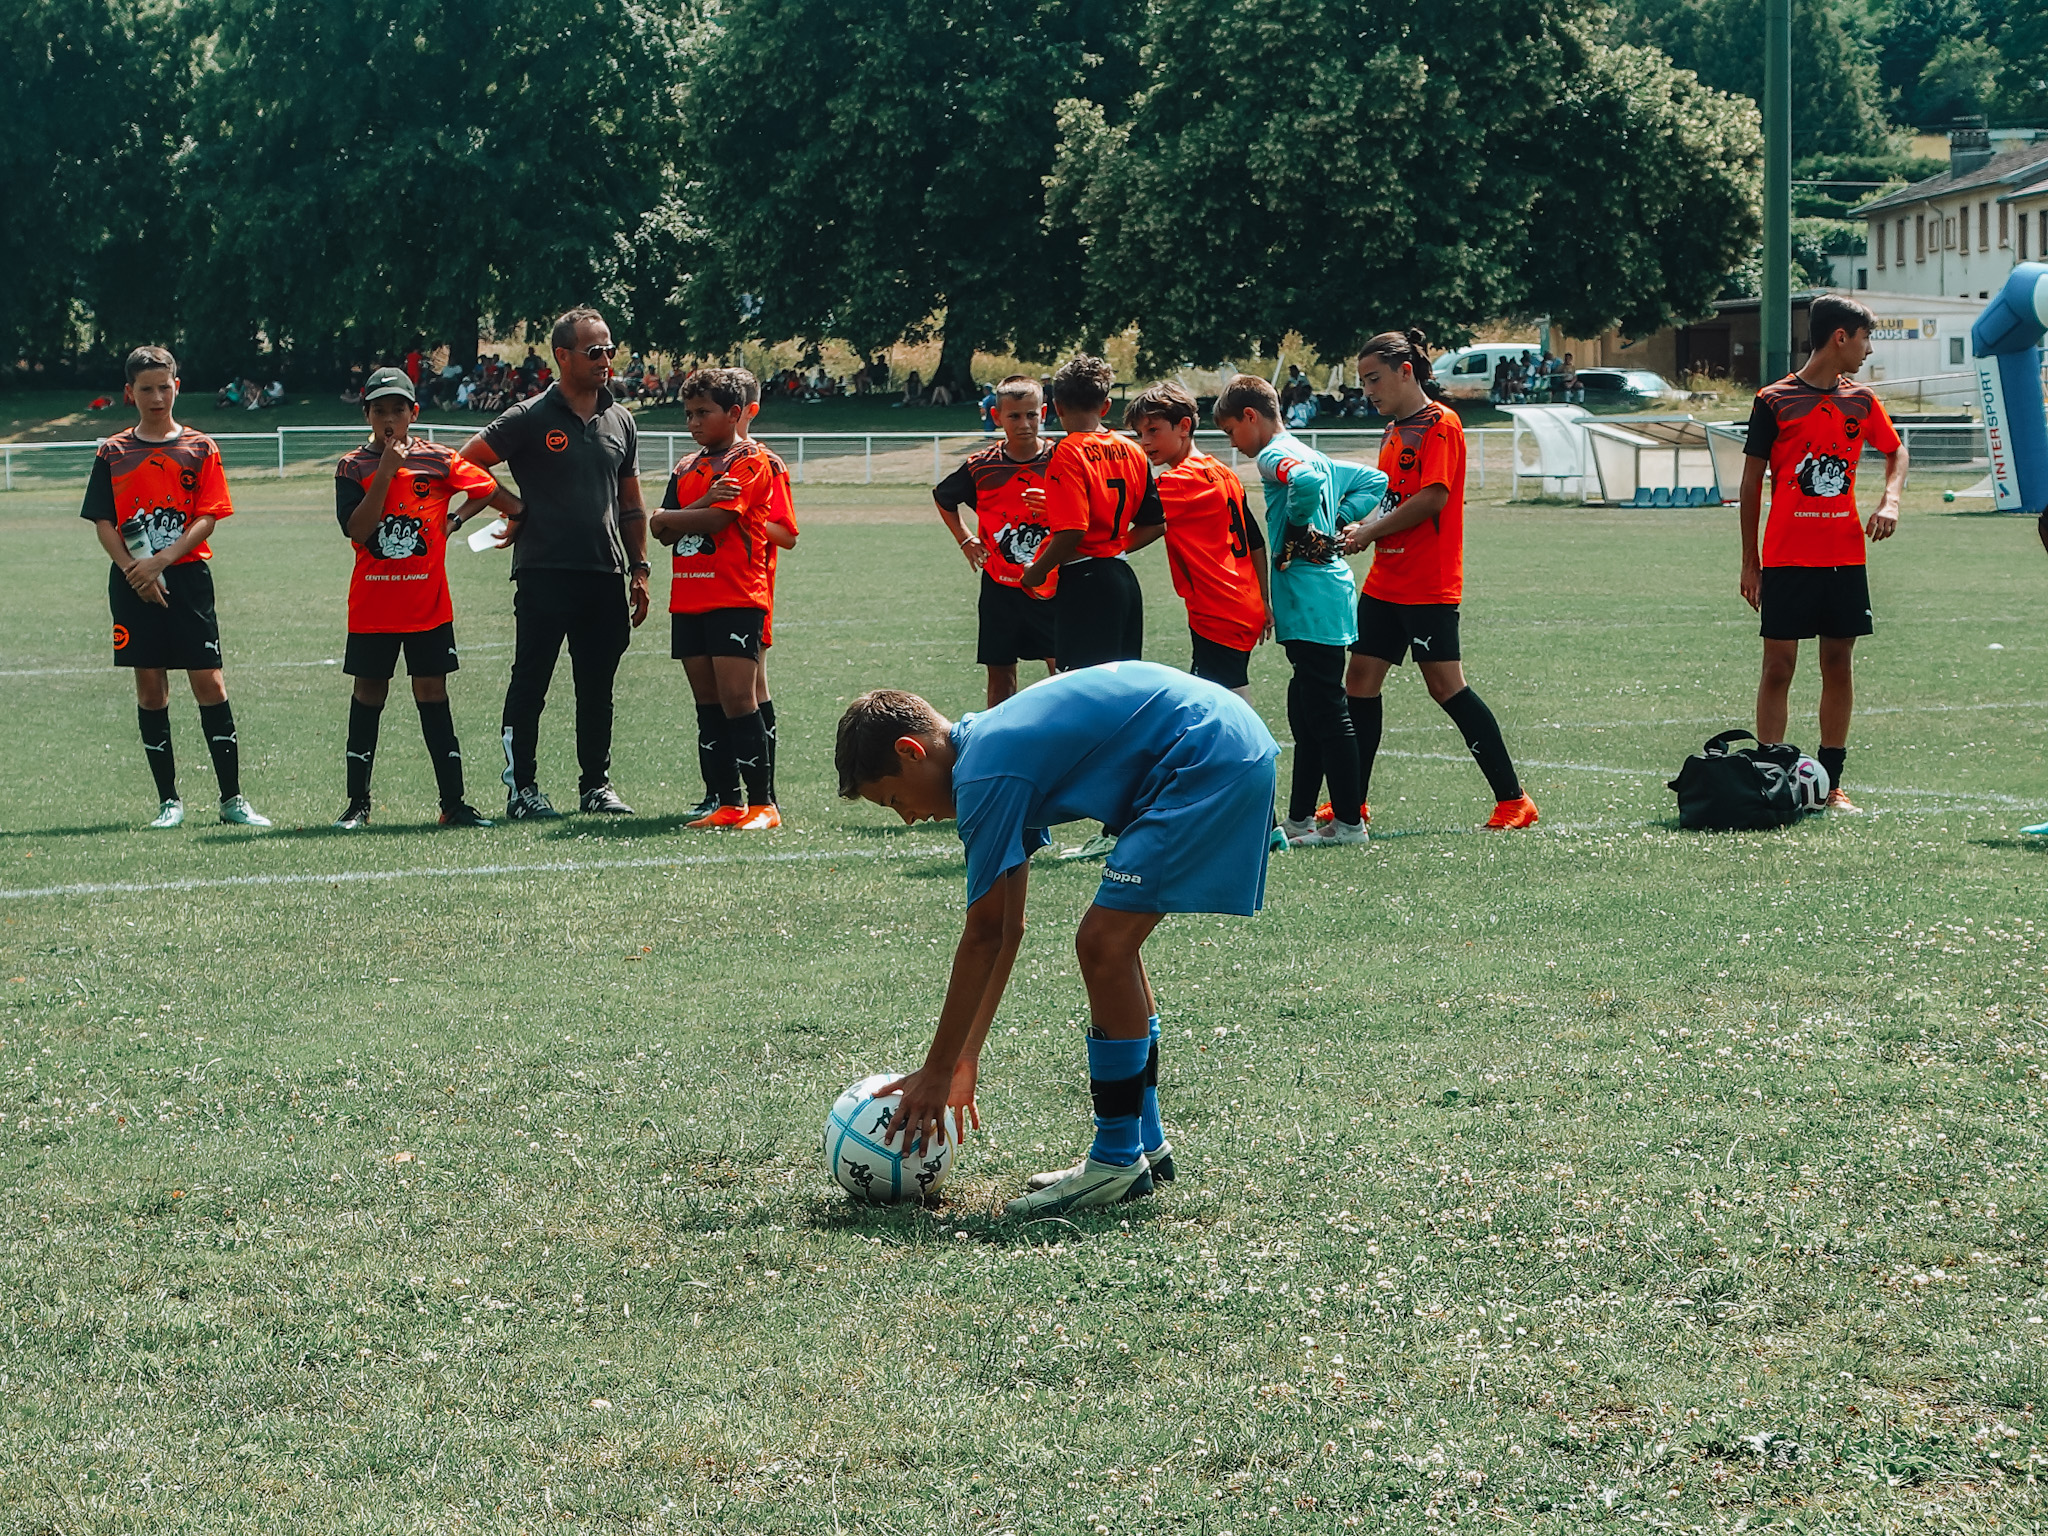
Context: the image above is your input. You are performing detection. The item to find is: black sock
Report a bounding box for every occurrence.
[137,706,178,801]
[345,698,382,803]
[1438,687,1522,801]
[1817,745,1846,792]
[727,709,770,806]
[759,698,778,805]
[197,700,242,800]
[1348,694,1383,801]
[416,699,466,808]
[695,703,734,803]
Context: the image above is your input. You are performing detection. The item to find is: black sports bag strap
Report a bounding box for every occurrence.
[1702,729,1757,756]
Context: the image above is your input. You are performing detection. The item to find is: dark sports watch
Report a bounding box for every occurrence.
[628,559,652,576]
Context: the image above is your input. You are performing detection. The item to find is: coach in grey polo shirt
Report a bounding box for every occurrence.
[461,306,651,820]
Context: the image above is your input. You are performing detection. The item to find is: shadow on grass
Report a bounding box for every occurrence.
[197,819,478,843]
[540,814,702,840]
[1970,837,2048,853]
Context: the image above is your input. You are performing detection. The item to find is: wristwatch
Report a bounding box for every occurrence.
[629,559,652,576]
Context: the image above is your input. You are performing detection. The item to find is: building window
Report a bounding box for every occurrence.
[1980,201,1990,251]
[1999,202,2009,247]
[2041,211,2047,258]
[1945,216,1956,249]
[1897,219,1906,266]
[1874,221,1885,270]
[2023,214,2031,261]
[1916,214,1926,261]
[1857,268,1868,289]
[1951,337,1966,366]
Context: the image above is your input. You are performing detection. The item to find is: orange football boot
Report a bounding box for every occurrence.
[687,804,749,829]
[1484,795,1539,829]
[735,804,781,830]
[1315,801,1369,826]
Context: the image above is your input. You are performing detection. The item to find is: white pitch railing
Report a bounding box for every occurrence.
[0,418,1995,496]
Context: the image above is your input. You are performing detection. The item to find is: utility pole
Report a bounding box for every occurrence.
[1762,0,1792,382]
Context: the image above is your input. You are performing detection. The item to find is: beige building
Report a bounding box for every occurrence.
[1857,129,2048,303]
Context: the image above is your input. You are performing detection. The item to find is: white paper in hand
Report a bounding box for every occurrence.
[466,519,508,553]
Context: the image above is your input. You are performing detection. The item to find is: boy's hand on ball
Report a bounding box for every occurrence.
[874,1066,952,1154]
[946,1057,981,1137]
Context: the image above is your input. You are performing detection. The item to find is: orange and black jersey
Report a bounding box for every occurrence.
[335,439,500,633]
[1744,375,1900,568]
[80,427,234,563]
[1043,429,1163,559]
[1153,451,1267,651]
[663,438,777,613]
[1365,401,1465,607]
[934,440,1059,593]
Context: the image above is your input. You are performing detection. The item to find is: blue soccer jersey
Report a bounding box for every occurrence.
[1256,432,1357,647]
[950,662,1279,915]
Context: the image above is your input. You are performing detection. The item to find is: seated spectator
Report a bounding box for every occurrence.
[261,378,285,408]
[1560,353,1583,404]
[900,369,922,407]
[928,377,956,407]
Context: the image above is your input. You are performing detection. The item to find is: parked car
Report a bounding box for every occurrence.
[1576,368,1686,405]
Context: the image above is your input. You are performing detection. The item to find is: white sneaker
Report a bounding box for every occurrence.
[218,795,272,827]
[1029,1139,1174,1188]
[1323,818,1368,845]
[1059,833,1118,862]
[1005,1153,1152,1217]
[148,798,184,829]
[1282,816,1323,847]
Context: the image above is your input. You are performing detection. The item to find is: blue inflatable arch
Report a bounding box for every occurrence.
[1971,262,2048,514]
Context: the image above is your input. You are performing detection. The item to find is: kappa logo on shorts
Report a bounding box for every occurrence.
[111,624,130,650]
[545,429,569,452]
[1101,868,1143,885]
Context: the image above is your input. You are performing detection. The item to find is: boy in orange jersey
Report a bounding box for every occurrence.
[332,367,523,829]
[933,374,1058,707]
[1342,330,1537,831]
[1019,354,1161,670]
[679,372,800,820]
[651,368,780,829]
[1120,381,1271,698]
[81,345,271,829]
[1739,294,1905,812]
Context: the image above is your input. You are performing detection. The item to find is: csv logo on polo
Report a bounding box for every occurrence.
[545,429,569,452]
[1101,868,1143,885]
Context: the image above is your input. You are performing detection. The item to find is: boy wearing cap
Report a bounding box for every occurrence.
[332,367,523,828]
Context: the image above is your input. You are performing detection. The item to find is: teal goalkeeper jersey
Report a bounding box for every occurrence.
[1256,432,1357,647]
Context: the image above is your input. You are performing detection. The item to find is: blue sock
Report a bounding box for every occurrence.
[1085,1032,1151,1167]
[1140,1015,1164,1153]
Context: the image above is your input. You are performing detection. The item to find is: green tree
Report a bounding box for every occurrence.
[0,0,189,374]
[177,0,690,377]
[1995,6,2048,123]
[1619,0,1891,152]
[676,0,1140,390]
[1520,43,1763,340]
[1046,0,1570,370]
[1875,0,1981,124]
[1914,35,2001,122]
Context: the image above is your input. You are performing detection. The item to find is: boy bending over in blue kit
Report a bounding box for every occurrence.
[835,661,1279,1217]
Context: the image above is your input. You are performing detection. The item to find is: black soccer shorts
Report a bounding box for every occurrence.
[1351,594,1462,665]
[671,605,767,661]
[109,559,223,671]
[1051,557,1144,672]
[1758,565,1873,640]
[977,573,1058,668]
[1188,629,1252,691]
[344,622,461,679]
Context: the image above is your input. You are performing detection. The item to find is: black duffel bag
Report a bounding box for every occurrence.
[1668,730,1804,830]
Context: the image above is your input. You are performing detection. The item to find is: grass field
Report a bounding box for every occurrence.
[2,459,2046,1534]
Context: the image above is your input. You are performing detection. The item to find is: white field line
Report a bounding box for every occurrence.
[0,845,900,902]
[0,642,518,679]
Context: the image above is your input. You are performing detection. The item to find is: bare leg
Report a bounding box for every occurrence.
[1756,639,1798,744]
[1074,906,1164,1040]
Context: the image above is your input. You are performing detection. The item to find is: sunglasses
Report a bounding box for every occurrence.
[572,343,620,361]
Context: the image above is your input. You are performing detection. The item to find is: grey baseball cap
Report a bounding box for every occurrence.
[364,366,415,403]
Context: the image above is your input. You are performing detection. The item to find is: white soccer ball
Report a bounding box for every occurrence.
[823,1073,955,1204]
[1792,755,1830,812]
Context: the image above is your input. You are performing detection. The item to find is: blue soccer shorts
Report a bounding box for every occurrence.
[1093,749,1278,917]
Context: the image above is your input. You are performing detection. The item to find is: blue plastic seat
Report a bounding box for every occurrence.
[1632,487,1655,507]
[1651,486,1673,508]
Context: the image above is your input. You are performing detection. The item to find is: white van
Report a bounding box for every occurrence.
[1432,344,1545,401]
